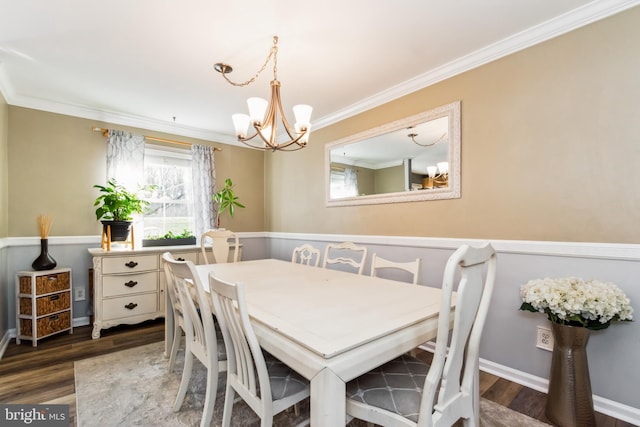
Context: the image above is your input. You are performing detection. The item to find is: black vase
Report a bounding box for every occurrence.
[32,238,57,271]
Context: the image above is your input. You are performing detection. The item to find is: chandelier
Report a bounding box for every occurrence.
[424,162,449,188]
[214,36,312,151]
[407,127,447,147]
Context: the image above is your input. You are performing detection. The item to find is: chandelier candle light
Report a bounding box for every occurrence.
[424,162,449,188]
[214,36,312,151]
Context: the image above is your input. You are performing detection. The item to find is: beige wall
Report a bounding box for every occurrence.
[266,7,640,243]
[0,92,7,238]
[7,108,265,237]
[375,165,405,194]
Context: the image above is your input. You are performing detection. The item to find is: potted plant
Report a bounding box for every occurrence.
[213,178,245,228]
[520,277,633,425]
[142,229,196,247]
[93,179,151,241]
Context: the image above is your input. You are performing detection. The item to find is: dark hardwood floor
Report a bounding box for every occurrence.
[0,319,633,427]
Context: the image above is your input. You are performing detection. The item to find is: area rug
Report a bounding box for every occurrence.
[75,342,550,427]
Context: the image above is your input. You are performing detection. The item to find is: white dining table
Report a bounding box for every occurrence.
[166,258,449,427]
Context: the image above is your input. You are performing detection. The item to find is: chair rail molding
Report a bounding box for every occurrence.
[266,232,640,261]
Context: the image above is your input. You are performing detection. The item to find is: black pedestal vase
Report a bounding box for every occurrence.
[32,238,57,271]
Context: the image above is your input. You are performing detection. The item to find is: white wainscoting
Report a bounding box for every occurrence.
[1,233,638,424]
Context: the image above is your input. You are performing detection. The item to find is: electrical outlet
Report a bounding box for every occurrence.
[74,287,86,301]
[536,325,554,351]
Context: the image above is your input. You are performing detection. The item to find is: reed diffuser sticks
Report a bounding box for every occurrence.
[37,214,53,239]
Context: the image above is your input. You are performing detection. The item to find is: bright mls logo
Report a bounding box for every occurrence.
[1,405,68,426]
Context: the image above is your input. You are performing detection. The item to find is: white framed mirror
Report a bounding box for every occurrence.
[326,101,460,206]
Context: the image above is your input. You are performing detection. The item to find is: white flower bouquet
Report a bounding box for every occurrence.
[520,277,633,330]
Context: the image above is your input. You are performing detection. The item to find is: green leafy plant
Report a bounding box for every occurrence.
[213,178,245,227]
[146,229,195,240]
[93,179,152,222]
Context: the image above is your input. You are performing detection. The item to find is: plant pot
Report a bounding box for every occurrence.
[142,237,196,247]
[101,220,132,242]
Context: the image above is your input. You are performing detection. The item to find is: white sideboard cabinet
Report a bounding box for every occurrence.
[88,244,241,339]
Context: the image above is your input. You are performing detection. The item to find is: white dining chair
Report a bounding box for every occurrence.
[200,229,240,264]
[370,253,421,285]
[322,241,368,275]
[162,253,228,427]
[346,243,497,427]
[162,254,187,372]
[291,244,322,267]
[208,274,311,427]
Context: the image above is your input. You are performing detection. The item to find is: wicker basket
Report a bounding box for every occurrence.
[20,311,71,338]
[20,291,71,316]
[20,271,70,295]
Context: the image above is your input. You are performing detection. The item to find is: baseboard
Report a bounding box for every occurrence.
[418,343,640,425]
[73,317,91,328]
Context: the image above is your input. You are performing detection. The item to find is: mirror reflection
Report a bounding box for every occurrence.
[326,101,460,206]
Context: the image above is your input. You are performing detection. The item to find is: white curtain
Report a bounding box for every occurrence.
[344,167,358,197]
[106,130,145,189]
[191,144,216,237]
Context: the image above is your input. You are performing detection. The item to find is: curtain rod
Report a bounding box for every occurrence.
[91,127,222,151]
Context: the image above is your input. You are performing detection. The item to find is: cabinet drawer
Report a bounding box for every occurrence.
[102,255,158,274]
[103,271,158,297]
[20,311,71,338]
[19,271,70,295]
[168,251,198,263]
[102,294,158,321]
[20,291,70,316]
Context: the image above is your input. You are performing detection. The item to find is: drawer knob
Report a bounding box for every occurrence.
[124,280,138,288]
[124,302,138,310]
[49,294,60,301]
[125,261,139,268]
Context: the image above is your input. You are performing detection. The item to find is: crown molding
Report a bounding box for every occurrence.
[313,0,640,129]
[5,94,241,146]
[2,1,639,137]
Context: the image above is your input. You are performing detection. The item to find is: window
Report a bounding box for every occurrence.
[330,167,358,199]
[142,146,195,238]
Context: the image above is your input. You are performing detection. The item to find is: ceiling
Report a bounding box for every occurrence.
[0,1,637,147]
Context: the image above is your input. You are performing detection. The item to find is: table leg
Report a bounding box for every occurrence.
[311,368,345,426]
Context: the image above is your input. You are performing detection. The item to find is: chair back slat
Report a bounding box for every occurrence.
[292,244,321,267]
[323,242,368,274]
[163,260,185,328]
[209,277,272,406]
[200,229,240,264]
[162,253,218,364]
[370,253,421,284]
[420,243,497,427]
[162,252,229,427]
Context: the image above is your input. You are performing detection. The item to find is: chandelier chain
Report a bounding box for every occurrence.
[221,36,279,87]
[410,132,447,147]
